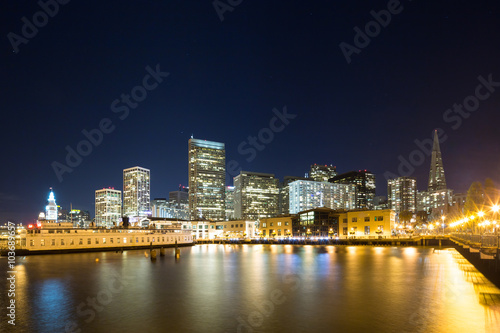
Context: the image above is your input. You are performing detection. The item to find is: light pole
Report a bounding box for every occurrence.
[441,216,445,235]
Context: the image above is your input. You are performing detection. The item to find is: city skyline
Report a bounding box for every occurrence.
[2,1,500,223]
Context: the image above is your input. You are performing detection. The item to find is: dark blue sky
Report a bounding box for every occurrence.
[2,0,500,223]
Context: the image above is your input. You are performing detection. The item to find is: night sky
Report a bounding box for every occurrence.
[2,0,500,223]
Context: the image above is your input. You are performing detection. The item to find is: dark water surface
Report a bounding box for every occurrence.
[1,245,500,333]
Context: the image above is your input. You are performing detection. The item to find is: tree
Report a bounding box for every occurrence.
[484,178,498,205]
[399,211,413,225]
[464,181,485,215]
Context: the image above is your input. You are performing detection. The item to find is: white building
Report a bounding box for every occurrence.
[288,180,355,214]
[123,166,151,218]
[45,188,58,221]
[95,188,122,227]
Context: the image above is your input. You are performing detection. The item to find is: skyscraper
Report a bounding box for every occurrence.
[225,186,235,220]
[418,131,452,217]
[309,164,337,182]
[95,188,122,227]
[188,138,226,220]
[329,170,376,209]
[234,171,279,220]
[123,166,151,217]
[428,130,447,191]
[387,177,417,214]
[45,188,58,221]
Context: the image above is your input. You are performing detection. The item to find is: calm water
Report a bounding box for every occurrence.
[1,245,500,333]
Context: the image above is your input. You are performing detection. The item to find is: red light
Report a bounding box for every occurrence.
[28,224,34,229]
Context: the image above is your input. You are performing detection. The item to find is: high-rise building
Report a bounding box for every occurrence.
[67,209,92,228]
[418,131,453,217]
[234,171,279,220]
[169,185,189,207]
[123,166,151,217]
[288,179,356,214]
[225,186,235,220]
[329,170,376,209]
[387,177,417,214]
[95,188,122,227]
[45,188,58,221]
[428,130,447,191]
[309,164,337,182]
[188,138,226,220]
[151,198,189,220]
[279,176,310,215]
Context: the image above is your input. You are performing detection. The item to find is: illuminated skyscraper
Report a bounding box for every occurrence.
[225,186,235,220]
[45,188,58,221]
[387,177,417,214]
[95,188,122,227]
[188,139,226,220]
[428,130,447,191]
[329,170,376,209]
[234,171,279,220]
[309,164,337,182]
[123,166,150,217]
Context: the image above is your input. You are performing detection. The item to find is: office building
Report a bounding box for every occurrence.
[225,186,235,220]
[387,177,417,214]
[123,166,151,217]
[309,164,337,182]
[95,188,122,227]
[188,138,226,220]
[329,170,376,209]
[234,171,279,220]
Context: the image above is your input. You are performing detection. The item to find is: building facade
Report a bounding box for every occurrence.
[234,171,279,220]
[188,138,226,221]
[288,179,356,214]
[292,208,395,238]
[387,177,417,214]
[329,170,376,209]
[343,209,395,238]
[95,188,122,227]
[293,208,341,238]
[279,176,310,215]
[123,166,150,217]
[259,215,295,238]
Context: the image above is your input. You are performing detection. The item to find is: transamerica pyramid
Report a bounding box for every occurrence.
[428,130,447,191]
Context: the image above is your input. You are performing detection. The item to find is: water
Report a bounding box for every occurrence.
[1,245,500,333]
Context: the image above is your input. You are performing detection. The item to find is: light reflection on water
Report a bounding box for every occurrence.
[0,246,499,333]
